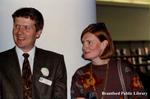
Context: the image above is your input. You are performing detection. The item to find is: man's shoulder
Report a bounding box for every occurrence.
[0,48,15,56]
[36,47,64,58]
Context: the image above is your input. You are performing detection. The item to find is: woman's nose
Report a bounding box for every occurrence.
[82,44,88,51]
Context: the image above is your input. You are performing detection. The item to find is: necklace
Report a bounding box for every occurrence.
[90,63,109,99]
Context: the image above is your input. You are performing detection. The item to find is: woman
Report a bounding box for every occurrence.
[71,23,147,99]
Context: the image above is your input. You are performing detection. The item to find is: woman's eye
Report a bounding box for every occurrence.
[88,41,93,45]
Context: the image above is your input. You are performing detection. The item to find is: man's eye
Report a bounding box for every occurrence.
[14,24,33,31]
[24,26,31,30]
[15,25,20,29]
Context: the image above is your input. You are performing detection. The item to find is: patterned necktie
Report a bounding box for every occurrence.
[22,53,32,99]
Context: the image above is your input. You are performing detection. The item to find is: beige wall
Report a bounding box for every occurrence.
[96,4,150,40]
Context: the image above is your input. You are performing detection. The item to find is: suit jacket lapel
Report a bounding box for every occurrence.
[33,48,43,79]
[7,48,23,99]
[32,48,43,99]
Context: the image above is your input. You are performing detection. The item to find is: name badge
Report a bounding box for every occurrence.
[39,77,52,86]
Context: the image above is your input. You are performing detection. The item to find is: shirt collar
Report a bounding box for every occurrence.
[15,46,36,58]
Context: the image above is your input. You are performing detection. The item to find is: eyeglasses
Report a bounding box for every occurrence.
[13,24,35,32]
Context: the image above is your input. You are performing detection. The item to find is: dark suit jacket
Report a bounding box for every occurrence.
[0,47,67,99]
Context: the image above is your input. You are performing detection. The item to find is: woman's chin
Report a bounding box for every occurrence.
[83,56,92,60]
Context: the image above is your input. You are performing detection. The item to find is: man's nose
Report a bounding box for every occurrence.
[17,26,25,33]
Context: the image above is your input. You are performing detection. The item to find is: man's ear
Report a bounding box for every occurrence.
[36,30,42,38]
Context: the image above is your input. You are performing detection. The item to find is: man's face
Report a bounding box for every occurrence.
[13,17,41,52]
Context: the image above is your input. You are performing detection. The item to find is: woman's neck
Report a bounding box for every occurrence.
[91,58,110,66]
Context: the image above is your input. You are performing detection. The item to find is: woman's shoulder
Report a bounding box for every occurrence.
[72,63,91,77]
[110,58,135,73]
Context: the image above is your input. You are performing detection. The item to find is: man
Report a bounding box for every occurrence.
[0,7,67,99]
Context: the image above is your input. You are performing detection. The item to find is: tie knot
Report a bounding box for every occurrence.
[23,53,29,59]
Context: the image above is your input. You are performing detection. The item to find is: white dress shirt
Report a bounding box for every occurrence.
[16,46,35,74]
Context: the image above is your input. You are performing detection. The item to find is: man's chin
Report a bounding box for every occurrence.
[16,44,24,48]
[16,44,26,49]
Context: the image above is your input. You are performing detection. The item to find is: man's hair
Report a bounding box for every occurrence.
[12,7,44,32]
[81,23,114,59]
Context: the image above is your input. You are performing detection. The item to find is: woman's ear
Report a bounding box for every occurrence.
[102,40,108,49]
[99,40,108,57]
[36,30,42,38]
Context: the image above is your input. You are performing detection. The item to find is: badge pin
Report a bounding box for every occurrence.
[41,67,49,77]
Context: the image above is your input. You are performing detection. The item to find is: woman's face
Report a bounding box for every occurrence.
[81,32,105,60]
